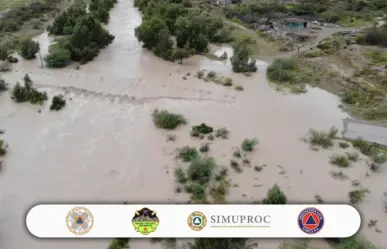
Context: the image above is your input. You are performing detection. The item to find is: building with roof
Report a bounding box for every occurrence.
[283,18,308,29]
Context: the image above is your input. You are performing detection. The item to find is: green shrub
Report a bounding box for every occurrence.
[50,95,66,111]
[178,146,199,162]
[339,142,350,148]
[346,152,359,162]
[108,238,130,249]
[335,237,376,249]
[174,168,187,183]
[262,184,287,204]
[0,78,8,92]
[230,159,242,173]
[18,39,40,60]
[200,143,210,153]
[267,58,298,83]
[11,81,47,104]
[45,46,71,68]
[152,109,186,129]
[349,188,368,204]
[192,123,213,135]
[188,156,216,184]
[308,127,338,148]
[0,139,7,156]
[215,127,229,139]
[241,138,258,152]
[330,154,350,168]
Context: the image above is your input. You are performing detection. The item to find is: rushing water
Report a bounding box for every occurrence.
[0,1,386,249]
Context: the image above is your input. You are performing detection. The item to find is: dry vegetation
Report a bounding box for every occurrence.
[275,25,387,123]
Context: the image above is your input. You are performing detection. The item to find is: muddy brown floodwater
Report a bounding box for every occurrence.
[0,1,386,249]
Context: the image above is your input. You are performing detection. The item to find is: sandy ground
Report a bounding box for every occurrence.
[0,1,386,249]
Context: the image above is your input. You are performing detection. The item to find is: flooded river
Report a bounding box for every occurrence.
[0,1,386,249]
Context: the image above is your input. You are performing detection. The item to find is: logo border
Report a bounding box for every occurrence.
[66,206,94,235]
[297,207,324,235]
[187,211,207,231]
[132,207,160,235]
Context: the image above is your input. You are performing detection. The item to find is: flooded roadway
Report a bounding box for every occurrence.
[0,1,386,249]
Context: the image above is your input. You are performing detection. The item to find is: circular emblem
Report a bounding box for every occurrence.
[298,207,324,234]
[66,207,94,235]
[187,211,207,231]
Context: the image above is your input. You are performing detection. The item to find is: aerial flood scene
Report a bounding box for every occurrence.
[0,0,387,249]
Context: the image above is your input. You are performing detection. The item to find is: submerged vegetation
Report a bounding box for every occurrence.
[11,74,47,104]
[152,109,187,130]
[44,0,116,67]
[50,95,66,111]
[134,0,233,62]
[308,127,338,149]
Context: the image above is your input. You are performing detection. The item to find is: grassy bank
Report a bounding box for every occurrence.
[267,25,387,124]
[0,0,71,49]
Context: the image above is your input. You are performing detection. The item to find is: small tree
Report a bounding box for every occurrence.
[18,39,40,60]
[173,47,190,64]
[50,95,66,111]
[0,45,10,61]
[262,184,287,204]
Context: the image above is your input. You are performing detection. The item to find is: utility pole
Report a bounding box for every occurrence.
[38,51,43,68]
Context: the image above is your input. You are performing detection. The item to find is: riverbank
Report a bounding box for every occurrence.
[0,1,386,249]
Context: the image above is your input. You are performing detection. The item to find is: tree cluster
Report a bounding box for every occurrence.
[134,0,233,62]
[223,0,387,26]
[18,39,40,60]
[12,74,48,104]
[230,42,257,73]
[45,1,116,67]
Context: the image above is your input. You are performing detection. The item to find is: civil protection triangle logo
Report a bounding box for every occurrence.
[132,207,159,235]
[298,207,324,234]
[187,211,207,231]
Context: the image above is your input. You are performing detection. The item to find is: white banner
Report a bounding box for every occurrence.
[26,204,361,238]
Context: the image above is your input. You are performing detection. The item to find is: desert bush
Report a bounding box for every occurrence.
[18,39,40,60]
[152,109,186,130]
[197,70,204,79]
[267,58,298,83]
[192,123,213,135]
[187,182,207,201]
[12,81,47,104]
[215,127,229,139]
[234,85,244,91]
[230,159,242,173]
[335,237,376,249]
[200,143,210,153]
[0,45,10,61]
[178,146,199,162]
[372,152,387,164]
[188,156,216,184]
[0,139,7,156]
[241,138,258,152]
[174,168,187,183]
[349,188,368,204]
[308,127,337,148]
[330,154,350,168]
[339,141,350,148]
[108,238,130,249]
[346,152,359,162]
[190,238,248,249]
[262,184,287,204]
[210,179,230,203]
[351,138,373,156]
[0,78,8,92]
[50,95,66,111]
